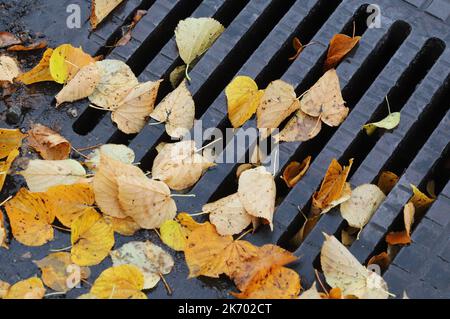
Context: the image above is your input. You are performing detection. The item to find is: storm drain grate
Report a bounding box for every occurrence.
[1,0,450,298]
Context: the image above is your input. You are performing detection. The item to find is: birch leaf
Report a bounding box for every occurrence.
[16,48,54,84]
[160,219,187,251]
[3,277,45,299]
[0,128,26,159]
[325,34,361,70]
[274,110,322,143]
[91,0,125,29]
[409,184,435,215]
[282,156,311,188]
[104,216,141,236]
[49,44,95,84]
[0,55,20,83]
[85,144,135,171]
[27,124,71,160]
[363,112,400,135]
[0,149,19,193]
[151,80,194,138]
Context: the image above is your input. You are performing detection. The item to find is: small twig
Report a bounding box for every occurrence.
[159,273,173,296]
[0,196,12,207]
[52,225,71,232]
[236,228,253,241]
[71,146,89,159]
[385,96,391,114]
[76,144,103,152]
[50,245,72,252]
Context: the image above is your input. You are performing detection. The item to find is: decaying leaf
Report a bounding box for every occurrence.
[257,80,300,139]
[20,159,88,192]
[104,216,141,236]
[49,44,95,84]
[27,124,71,160]
[321,233,390,299]
[312,158,353,214]
[117,174,177,229]
[160,219,187,251]
[0,211,8,248]
[110,241,174,289]
[34,252,90,292]
[238,166,276,229]
[290,215,319,247]
[0,32,21,49]
[55,63,100,106]
[377,171,399,195]
[152,140,214,191]
[363,112,401,135]
[289,37,304,61]
[90,265,146,299]
[71,209,115,266]
[0,128,26,159]
[115,10,147,46]
[340,184,386,229]
[0,149,19,193]
[151,80,195,138]
[367,252,391,272]
[282,156,311,188]
[274,110,322,143]
[91,0,125,29]
[300,69,348,127]
[169,65,187,88]
[175,17,224,79]
[16,48,54,84]
[7,41,47,52]
[204,193,252,236]
[0,55,20,83]
[5,188,54,247]
[341,228,356,246]
[386,202,415,246]
[225,76,264,128]
[85,144,135,171]
[3,277,45,299]
[409,184,435,216]
[324,33,361,70]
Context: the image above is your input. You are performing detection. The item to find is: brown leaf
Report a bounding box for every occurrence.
[386,202,415,246]
[27,124,71,160]
[274,110,322,143]
[288,37,304,61]
[0,32,21,49]
[324,33,361,71]
[367,252,391,272]
[7,40,47,52]
[282,156,311,188]
[115,10,147,47]
[377,171,399,195]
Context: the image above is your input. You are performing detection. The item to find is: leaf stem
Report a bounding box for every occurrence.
[71,146,89,159]
[159,273,173,296]
[185,64,191,82]
[188,211,209,217]
[385,96,391,114]
[52,225,71,232]
[236,228,253,241]
[50,245,72,252]
[0,196,12,207]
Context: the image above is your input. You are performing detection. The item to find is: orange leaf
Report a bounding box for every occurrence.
[27,124,71,160]
[282,156,311,187]
[7,40,47,51]
[386,202,415,246]
[324,34,361,70]
[367,252,391,272]
[377,171,399,195]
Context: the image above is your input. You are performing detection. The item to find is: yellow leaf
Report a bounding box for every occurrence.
[0,280,10,298]
[386,202,415,246]
[49,44,95,84]
[409,184,435,216]
[16,48,54,84]
[377,171,399,195]
[0,128,26,159]
[363,112,400,135]
[27,124,71,160]
[0,210,8,249]
[34,252,90,292]
[5,188,54,246]
[0,55,20,83]
[225,76,263,128]
[325,34,361,70]
[90,265,146,299]
[160,219,187,251]
[91,0,125,29]
[0,148,19,193]
[105,216,141,236]
[282,156,311,188]
[85,144,135,172]
[4,277,45,299]
[177,212,204,231]
[71,209,114,266]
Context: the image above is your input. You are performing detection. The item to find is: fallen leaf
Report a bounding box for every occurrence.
[0,149,19,193]
[0,280,10,298]
[0,211,8,248]
[0,32,21,49]
[290,215,319,247]
[0,128,26,159]
[34,252,90,292]
[288,37,304,61]
[71,209,115,266]
[341,228,356,246]
[91,0,125,29]
[160,219,187,251]
[3,277,45,299]
[45,183,95,227]
[409,184,435,216]
[15,48,54,84]
[225,76,264,128]
[115,10,147,47]
[312,158,353,214]
[236,163,254,179]
[55,63,100,106]
[4,188,54,246]
[20,159,88,192]
[204,193,252,236]
[0,55,20,83]
[300,69,348,127]
[257,80,300,139]
[104,216,141,236]
[340,184,386,229]
[110,241,174,289]
[282,156,311,187]
[274,110,322,143]
[426,180,437,199]
[49,44,95,84]
[298,282,324,299]
[177,212,204,231]
[324,33,361,70]
[7,40,47,51]
[175,17,224,79]
[90,265,146,299]
[367,252,391,272]
[169,65,187,88]
[117,174,177,229]
[377,171,399,195]
[152,140,214,191]
[27,124,71,160]
[151,80,194,138]
[238,166,276,229]
[386,202,415,246]
[321,233,390,299]
[112,80,161,134]
[85,144,135,171]
[363,112,400,135]
[88,59,138,110]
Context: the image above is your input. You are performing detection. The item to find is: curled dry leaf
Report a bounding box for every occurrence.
[0,55,20,83]
[3,277,45,299]
[85,144,135,171]
[257,80,300,139]
[274,110,322,143]
[151,80,195,138]
[116,10,147,47]
[367,252,391,272]
[152,140,214,191]
[55,63,100,106]
[363,112,401,135]
[117,175,177,229]
[0,128,26,159]
[91,0,125,29]
[169,65,187,89]
[110,241,174,289]
[90,265,146,299]
[20,159,88,192]
[377,171,399,195]
[236,163,254,179]
[225,76,264,128]
[321,233,390,299]
[204,193,252,236]
[49,44,95,84]
[300,69,348,127]
[15,48,54,85]
[27,124,71,160]
[282,156,311,188]
[409,184,435,216]
[4,188,54,247]
[340,184,386,229]
[324,33,361,70]
[0,32,21,49]
[7,41,47,52]
[312,158,353,214]
[104,216,141,236]
[288,37,304,61]
[70,208,115,266]
[386,202,415,246]
[0,149,19,193]
[34,252,90,292]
